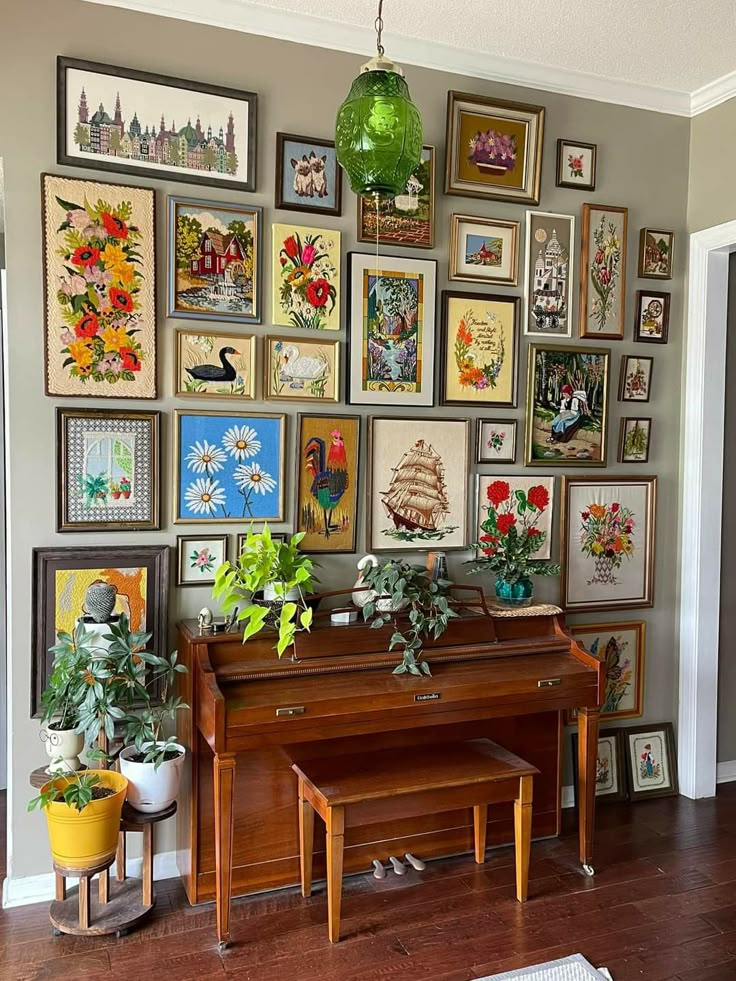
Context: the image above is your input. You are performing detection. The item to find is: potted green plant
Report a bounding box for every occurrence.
[38,624,87,773]
[110,481,122,500]
[466,479,560,606]
[359,559,458,677]
[213,523,316,657]
[120,476,131,499]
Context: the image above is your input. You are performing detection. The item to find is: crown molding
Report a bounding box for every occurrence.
[81,0,694,117]
[691,70,736,116]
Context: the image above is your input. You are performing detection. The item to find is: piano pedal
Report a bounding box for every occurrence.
[371,859,387,880]
[388,856,407,876]
[404,852,426,871]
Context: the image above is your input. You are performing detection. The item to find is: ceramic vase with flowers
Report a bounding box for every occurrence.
[579,501,634,586]
[466,479,559,606]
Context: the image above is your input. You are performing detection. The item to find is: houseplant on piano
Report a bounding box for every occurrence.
[466,479,559,606]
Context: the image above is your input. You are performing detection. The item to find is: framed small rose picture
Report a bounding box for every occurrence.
[624,723,679,800]
[638,228,674,279]
[449,214,519,286]
[619,355,653,402]
[476,419,517,463]
[619,418,652,463]
[634,291,670,344]
[556,139,597,191]
[177,534,228,587]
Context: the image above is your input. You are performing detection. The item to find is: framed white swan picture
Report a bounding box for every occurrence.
[264,335,340,403]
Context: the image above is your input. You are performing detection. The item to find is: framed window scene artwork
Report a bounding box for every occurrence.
[619,418,652,463]
[440,291,519,408]
[367,416,470,552]
[571,729,628,805]
[523,211,575,338]
[31,544,169,716]
[264,335,340,403]
[174,410,285,523]
[177,534,228,587]
[525,345,610,466]
[272,223,341,331]
[624,723,679,800]
[295,413,361,554]
[570,621,645,721]
[579,203,628,340]
[445,91,544,204]
[57,408,160,532]
[237,530,287,554]
[347,252,437,407]
[476,475,554,560]
[560,475,657,612]
[275,133,342,217]
[555,139,597,191]
[634,290,670,344]
[358,145,435,249]
[42,173,156,399]
[57,57,257,191]
[448,214,519,286]
[619,355,653,403]
[638,228,674,280]
[476,419,517,464]
[175,329,256,400]
[167,196,261,324]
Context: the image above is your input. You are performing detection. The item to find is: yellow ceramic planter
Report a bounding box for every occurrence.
[42,769,128,870]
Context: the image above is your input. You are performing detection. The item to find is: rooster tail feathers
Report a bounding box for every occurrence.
[304,436,325,474]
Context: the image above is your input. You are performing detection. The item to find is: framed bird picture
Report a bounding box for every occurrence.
[294,413,360,553]
[175,329,256,399]
[264,335,340,402]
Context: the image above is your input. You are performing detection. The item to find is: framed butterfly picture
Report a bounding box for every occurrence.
[567,621,645,724]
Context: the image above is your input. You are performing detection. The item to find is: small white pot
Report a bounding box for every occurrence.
[263,582,300,602]
[119,742,186,813]
[40,725,84,773]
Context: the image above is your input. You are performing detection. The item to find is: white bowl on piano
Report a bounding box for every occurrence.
[119,742,186,814]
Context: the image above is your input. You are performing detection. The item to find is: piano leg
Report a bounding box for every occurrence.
[213,752,236,949]
[577,706,600,875]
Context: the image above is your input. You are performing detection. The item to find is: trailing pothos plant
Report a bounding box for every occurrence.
[359,560,458,677]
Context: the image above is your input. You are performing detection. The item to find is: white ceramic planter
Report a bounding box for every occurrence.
[119,742,186,813]
[263,582,300,602]
[40,725,85,773]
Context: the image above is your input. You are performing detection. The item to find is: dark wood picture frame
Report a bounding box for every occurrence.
[357,144,435,249]
[31,545,169,717]
[619,417,652,463]
[579,203,628,340]
[56,408,161,532]
[571,728,628,805]
[236,531,287,555]
[634,290,670,344]
[638,228,674,280]
[176,534,228,587]
[623,722,679,800]
[619,355,654,403]
[57,56,257,191]
[476,418,517,463]
[555,139,597,191]
[274,132,342,216]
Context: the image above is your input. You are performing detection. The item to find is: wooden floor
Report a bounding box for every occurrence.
[5,788,736,980]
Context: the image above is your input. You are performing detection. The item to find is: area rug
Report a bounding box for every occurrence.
[476,953,612,980]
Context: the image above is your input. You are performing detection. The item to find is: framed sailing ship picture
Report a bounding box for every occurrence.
[367,416,470,552]
[347,252,437,407]
[523,211,575,338]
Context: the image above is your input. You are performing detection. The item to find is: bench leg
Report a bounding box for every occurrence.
[326,806,345,944]
[473,804,488,864]
[298,778,315,899]
[514,775,533,903]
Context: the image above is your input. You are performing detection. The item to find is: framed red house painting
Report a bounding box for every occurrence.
[167,196,262,324]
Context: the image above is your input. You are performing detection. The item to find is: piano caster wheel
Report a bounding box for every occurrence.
[582,863,595,877]
[218,939,231,952]
[116,929,128,939]
[52,928,63,937]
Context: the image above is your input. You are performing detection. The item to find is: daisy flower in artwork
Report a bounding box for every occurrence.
[186,440,226,475]
[222,425,261,461]
[233,463,277,495]
[184,477,227,516]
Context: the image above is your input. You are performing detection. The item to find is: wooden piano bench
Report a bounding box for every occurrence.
[292,738,539,943]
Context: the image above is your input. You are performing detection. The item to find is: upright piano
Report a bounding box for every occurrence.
[176,599,604,947]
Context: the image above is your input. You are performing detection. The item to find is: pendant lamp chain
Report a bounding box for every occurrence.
[375,0,385,57]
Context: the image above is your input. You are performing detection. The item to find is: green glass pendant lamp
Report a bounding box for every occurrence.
[335,0,423,198]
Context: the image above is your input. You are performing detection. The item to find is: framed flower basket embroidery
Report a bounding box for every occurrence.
[264,335,340,403]
[272,223,340,330]
[624,722,679,800]
[570,621,645,721]
[175,329,256,400]
[358,145,435,248]
[42,173,156,398]
[556,139,597,191]
[579,203,628,340]
[560,475,657,612]
[571,729,628,805]
[476,419,517,463]
[176,535,228,587]
[523,211,575,338]
[634,291,670,344]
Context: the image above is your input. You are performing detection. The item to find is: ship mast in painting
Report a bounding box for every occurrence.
[381,439,450,533]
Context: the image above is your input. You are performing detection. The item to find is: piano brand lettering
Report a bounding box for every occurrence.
[414,692,442,702]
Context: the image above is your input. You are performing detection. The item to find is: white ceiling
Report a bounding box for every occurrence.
[85,0,736,115]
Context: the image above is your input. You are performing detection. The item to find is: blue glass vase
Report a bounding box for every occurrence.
[494,577,533,607]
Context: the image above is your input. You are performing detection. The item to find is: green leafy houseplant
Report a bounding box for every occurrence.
[28,748,111,812]
[39,624,90,731]
[213,524,316,657]
[359,560,458,677]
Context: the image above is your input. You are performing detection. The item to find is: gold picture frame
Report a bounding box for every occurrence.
[264,334,340,403]
[449,214,520,286]
[579,203,628,340]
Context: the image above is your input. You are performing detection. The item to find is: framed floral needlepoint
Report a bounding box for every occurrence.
[579,203,627,340]
[42,174,156,398]
[177,535,228,587]
[272,223,340,330]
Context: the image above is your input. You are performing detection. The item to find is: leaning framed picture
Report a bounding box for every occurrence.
[476,475,554,560]
[638,228,674,280]
[358,145,435,249]
[42,173,156,399]
[624,723,679,800]
[571,729,628,805]
[476,419,517,464]
[272,223,341,331]
[523,211,575,338]
[619,418,652,463]
[445,91,544,204]
[570,621,645,721]
[57,408,160,532]
[634,291,670,344]
[265,335,340,403]
[560,475,657,612]
[275,133,342,216]
[31,544,169,716]
[295,413,361,554]
[175,329,256,400]
[525,345,610,466]
[440,291,519,407]
[174,409,285,523]
[176,534,228,587]
[57,57,256,191]
[346,252,437,407]
[555,139,597,191]
[167,196,261,324]
[367,416,470,552]
[579,203,628,340]
[619,355,653,402]
[448,214,519,286]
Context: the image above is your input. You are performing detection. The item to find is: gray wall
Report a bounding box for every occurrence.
[0,0,689,879]
[688,98,736,232]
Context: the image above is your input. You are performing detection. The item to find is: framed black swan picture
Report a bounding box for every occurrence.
[175,328,256,400]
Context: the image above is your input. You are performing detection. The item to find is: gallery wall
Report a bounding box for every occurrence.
[0,0,689,881]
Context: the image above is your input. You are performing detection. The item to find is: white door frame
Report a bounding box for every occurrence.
[678,220,736,799]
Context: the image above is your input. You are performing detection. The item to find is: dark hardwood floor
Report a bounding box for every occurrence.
[4,787,736,980]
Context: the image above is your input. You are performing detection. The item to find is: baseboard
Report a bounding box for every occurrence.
[716,760,736,784]
[1,849,179,909]
[562,784,575,809]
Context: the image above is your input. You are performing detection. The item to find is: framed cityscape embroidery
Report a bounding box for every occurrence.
[523,211,575,338]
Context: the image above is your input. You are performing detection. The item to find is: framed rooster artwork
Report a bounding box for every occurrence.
[295,413,360,553]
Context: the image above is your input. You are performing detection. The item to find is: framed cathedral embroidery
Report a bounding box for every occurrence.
[523,211,575,338]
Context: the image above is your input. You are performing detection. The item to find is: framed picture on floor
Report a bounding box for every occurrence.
[358,145,435,249]
[177,534,228,587]
[579,203,628,340]
[175,329,256,400]
[476,475,554,560]
[619,355,653,403]
[638,228,674,280]
[57,408,160,532]
[555,139,597,191]
[619,418,652,463]
[476,419,517,463]
[624,722,679,800]
[57,57,257,191]
[570,621,645,721]
[634,291,670,344]
[272,223,341,330]
[264,335,340,403]
[275,133,342,216]
[448,214,519,286]
[523,211,575,338]
[571,729,628,804]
